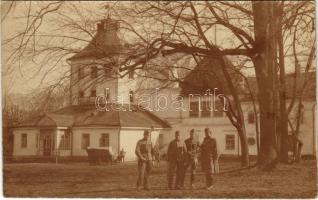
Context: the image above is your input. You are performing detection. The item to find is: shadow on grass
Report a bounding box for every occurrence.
[61,186,208,196]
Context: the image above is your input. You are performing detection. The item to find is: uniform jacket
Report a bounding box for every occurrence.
[184,138,200,159]
[167,139,187,162]
[135,138,154,161]
[200,136,218,171]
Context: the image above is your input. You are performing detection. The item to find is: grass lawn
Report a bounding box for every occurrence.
[3,159,317,198]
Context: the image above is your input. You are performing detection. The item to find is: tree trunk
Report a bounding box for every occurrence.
[252,2,279,170]
[277,2,289,163]
[217,56,250,167]
[237,125,249,167]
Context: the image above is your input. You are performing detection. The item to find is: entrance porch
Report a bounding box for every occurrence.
[36,128,71,157]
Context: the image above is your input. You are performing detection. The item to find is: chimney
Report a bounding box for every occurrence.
[97,22,104,32]
[96,17,119,34]
[104,18,119,32]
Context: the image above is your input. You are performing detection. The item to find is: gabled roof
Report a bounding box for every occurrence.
[180,57,244,96]
[14,104,170,129]
[180,56,316,100]
[37,114,74,127]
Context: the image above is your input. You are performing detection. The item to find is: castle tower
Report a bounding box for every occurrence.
[67,17,136,106]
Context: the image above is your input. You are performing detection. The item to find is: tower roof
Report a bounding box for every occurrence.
[68,18,123,61]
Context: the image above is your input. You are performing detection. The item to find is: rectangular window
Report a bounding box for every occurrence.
[78,67,84,80]
[82,134,90,149]
[225,135,235,150]
[21,133,27,148]
[248,112,255,123]
[60,131,71,150]
[213,101,224,117]
[91,66,98,78]
[100,133,109,147]
[201,101,211,117]
[189,101,199,117]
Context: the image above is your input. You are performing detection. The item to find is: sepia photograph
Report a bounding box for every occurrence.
[1,1,317,198]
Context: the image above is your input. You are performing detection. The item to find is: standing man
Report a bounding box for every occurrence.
[183,129,200,188]
[167,131,187,190]
[201,128,218,190]
[135,130,154,190]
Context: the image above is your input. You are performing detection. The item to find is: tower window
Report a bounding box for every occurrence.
[91,66,98,79]
[79,91,84,98]
[248,112,255,123]
[129,69,134,79]
[105,89,110,101]
[90,89,96,97]
[78,67,84,80]
[104,65,112,78]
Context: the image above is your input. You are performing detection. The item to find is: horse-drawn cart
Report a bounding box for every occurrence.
[86,147,114,165]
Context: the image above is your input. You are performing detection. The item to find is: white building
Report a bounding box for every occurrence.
[12,18,170,161]
[11,18,316,161]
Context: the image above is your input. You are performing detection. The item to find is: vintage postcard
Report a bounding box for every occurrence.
[1,1,317,198]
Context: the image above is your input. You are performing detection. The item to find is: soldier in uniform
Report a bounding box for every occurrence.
[182,129,200,188]
[135,130,154,190]
[201,128,218,190]
[167,131,187,190]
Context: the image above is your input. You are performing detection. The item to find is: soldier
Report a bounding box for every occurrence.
[201,128,218,190]
[182,129,200,188]
[167,131,187,190]
[135,130,154,190]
